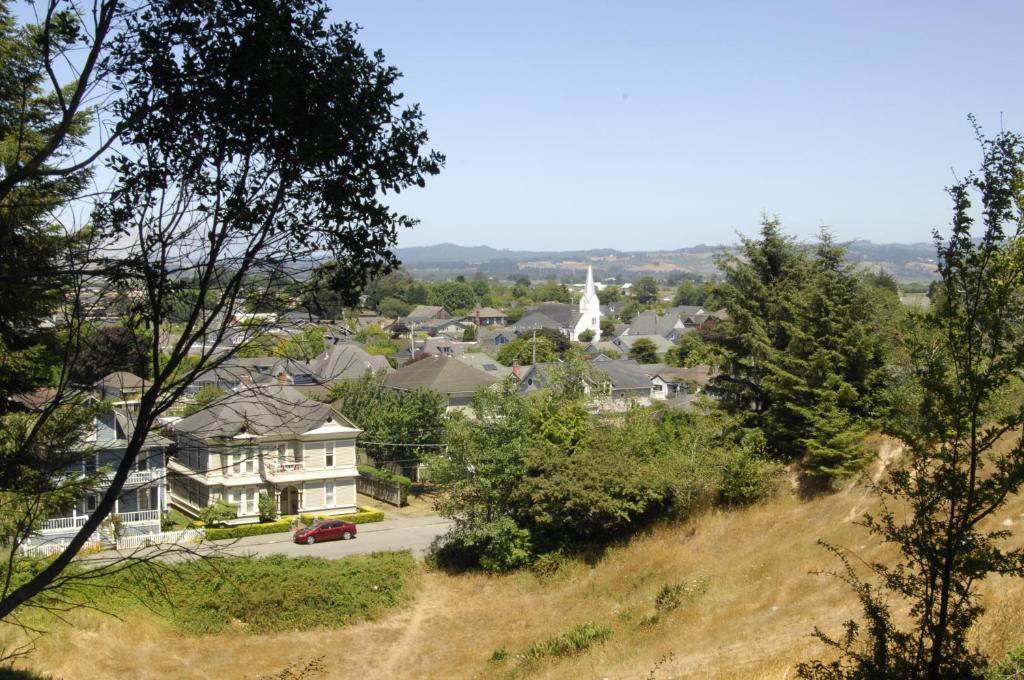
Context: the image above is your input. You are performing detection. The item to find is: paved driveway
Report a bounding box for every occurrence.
[214,514,454,560]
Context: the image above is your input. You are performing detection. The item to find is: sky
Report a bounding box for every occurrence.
[331,1,1024,251]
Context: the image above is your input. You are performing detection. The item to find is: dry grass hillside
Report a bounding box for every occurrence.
[14,440,1024,680]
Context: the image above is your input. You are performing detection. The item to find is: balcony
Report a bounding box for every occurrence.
[40,509,161,534]
[125,468,159,486]
[264,459,305,474]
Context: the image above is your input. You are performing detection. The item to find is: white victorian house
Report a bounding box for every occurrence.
[168,383,360,521]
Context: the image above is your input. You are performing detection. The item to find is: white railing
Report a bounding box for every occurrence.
[265,460,304,474]
[115,527,205,551]
[40,509,160,533]
[125,469,159,486]
[118,509,161,525]
[41,515,90,532]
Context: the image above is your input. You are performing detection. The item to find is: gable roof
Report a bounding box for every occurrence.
[472,306,506,319]
[174,384,357,439]
[637,363,713,385]
[614,334,676,354]
[384,356,497,395]
[512,303,581,331]
[96,371,147,392]
[305,342,391,382]
[407,305,450,321]
[590,360,656,391]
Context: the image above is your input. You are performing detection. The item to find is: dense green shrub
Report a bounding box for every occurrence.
[432,517,533,572]
[205,519,292,540]
[986,646,1024,680]
[51,552,416,635]
[198,500,237,525]
[257,492,278,522]
[521,623,612,662]
[716,448,781,507]
[358,464,412,504]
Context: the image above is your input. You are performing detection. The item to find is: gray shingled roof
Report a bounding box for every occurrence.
[453,353,514,379]
[590,360,656,391]
[384,356,497,395]
[96,371,147,391]
[614,334,677,354]
[174,384,351,439]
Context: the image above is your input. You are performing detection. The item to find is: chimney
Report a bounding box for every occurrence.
[512,362,522,380]
[277,371,289,386]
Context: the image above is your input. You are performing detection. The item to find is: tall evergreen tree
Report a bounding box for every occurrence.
[711,218,892,481]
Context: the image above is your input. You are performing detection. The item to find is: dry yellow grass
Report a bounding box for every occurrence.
[9,440,1024,679]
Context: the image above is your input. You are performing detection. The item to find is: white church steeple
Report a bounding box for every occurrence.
[572,265,602,341]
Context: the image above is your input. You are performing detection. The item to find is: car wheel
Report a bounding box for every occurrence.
[306,536,316,545]
[342,531,353,540]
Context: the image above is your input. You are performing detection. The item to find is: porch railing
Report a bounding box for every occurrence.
[40,509,160,533]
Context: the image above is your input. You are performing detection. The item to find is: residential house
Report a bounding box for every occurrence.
[383,356,497,409]
[612,334,677,358]
[406,305,452,322]
[469,306,508,327]
[22,403,170,552]
[95,371,148,401]
[516,359,654,405]
[189,343,389,396]
[168,384,361,521]
[637,363,713,401]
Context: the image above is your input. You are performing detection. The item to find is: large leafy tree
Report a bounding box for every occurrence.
[0,0,442,626]
[328,372,446,465]
[799,126,1024,680]
[632,276,660,304]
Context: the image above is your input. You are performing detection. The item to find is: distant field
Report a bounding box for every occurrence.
[900,292,931,309]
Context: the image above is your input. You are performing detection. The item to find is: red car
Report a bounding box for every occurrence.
[294,519,357,545]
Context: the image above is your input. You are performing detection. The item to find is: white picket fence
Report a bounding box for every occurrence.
[20,537,102,558]
[114,527,206,551]
[20,526,205,557]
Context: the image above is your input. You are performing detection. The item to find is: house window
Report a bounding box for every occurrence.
[325,442,334,467]
[295,443,303,464]
[138,454,149,472]
[277,443,287,464]
[86,495,98,512]
[231,452,241,475]
[325,481,335,507]
[85,454,98,474]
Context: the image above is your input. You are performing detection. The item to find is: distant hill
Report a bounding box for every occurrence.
[394,241,940,282]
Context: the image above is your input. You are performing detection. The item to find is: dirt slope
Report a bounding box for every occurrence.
[15,444,1024,679]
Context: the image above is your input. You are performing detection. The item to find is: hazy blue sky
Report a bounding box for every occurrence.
[335,1,1022,251]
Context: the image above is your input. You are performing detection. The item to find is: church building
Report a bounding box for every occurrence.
[511,265,603,342]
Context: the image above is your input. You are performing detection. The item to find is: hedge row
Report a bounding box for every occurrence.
[357,464,412,504]
[205,506,384,541]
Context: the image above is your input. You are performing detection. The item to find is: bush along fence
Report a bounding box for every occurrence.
[357,465,410,506]
[204,506,384,541]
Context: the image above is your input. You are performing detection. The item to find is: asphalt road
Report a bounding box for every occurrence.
[214,514,454,559]
[82,514,455,564]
